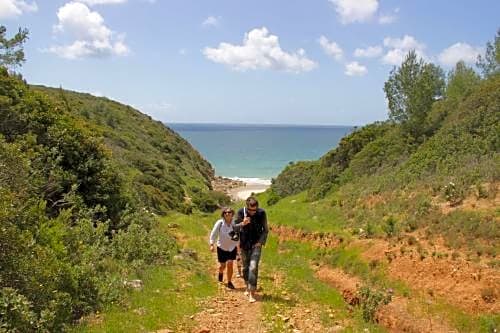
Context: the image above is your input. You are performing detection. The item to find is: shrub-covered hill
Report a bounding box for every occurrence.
[32,85,215,214]
[272,75,499,202]
[0,66,219,331]
[269,59,499,255]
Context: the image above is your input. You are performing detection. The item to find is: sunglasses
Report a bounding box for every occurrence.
[223,211,233,214]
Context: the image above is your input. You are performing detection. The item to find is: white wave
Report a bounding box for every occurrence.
[228,177,272,186]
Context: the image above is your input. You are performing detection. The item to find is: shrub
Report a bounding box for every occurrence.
[271,160,318,197]
[382,216,398,238]
[443,182,464,206]
[357,286,392,322]
[266,189,281,206]
[192,190,230,213]
[0,288,38,332]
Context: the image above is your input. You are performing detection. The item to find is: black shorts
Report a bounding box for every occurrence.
[217,247,237,263]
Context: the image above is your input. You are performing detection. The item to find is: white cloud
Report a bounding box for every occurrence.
[202,16,220,27]
[328,0,378,24]
[47,2,129,59]
[203,27,317,73]
[318,35,343,61]
[345,61,367,76]
[382,35,426,65]
[378,14,396,24]
[354,45,382,58]
[378,7,399,24]
[79,0,126,5]
[0,0,37,19]
[438,42,483,67]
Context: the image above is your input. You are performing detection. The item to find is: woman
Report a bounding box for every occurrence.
[209,207,239,289]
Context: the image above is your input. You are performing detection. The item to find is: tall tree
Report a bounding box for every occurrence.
[476,29,500,78]
[383,50,445,139]
[446,61,481,100]
[0,26,29,70]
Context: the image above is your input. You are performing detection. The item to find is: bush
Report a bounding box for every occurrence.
[266,189,281,206]
[443,182,464,206]
[0,288,38,332]
[0,68,180,331]
[382,216,398,238]
[192,190,231,213]
[357,286,392,323]
[271,160,318,197]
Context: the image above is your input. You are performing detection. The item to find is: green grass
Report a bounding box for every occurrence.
[259,235,387,332]
[71,262,215,333]
[257,190,499,332]
[73,203,498,332]
[258,191,348,234]
[425,298,500,333]
[72,213,220,333]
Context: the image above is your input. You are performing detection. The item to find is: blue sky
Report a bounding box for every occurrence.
[2,0,499,125]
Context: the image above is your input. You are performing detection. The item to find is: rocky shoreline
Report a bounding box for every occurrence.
[211,176,270,201]
[211,176,246,195]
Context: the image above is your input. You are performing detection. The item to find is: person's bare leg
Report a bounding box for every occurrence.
[227,261,233,281]
[218,263,225,282]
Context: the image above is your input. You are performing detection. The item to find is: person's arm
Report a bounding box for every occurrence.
[232,209,245,232]
[232,210,251,232]
[257,211,269,246]
[235,209,244,224]
[209,220,221,251]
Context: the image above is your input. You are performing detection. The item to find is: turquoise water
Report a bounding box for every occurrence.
[170,123,354,181]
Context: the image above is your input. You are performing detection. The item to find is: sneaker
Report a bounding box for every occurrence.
[236,272,241,278]
[244,290,249,296]
[218,273,223,282]
[248,294,256,303]
[227,282,235,289]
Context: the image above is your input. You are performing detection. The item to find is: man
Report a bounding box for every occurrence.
[234,196,269,303]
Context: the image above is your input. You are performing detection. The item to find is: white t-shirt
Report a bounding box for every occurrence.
[209,219,238,252]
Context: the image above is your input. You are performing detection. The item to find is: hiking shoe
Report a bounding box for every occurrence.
[227,282,235,289]
[236,272,241,278]
[248,295,256,303]
[218,273,223,282]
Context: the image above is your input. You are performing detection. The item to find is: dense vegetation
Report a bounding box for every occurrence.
[31,85,216,214]
[1,23,499,332]
[0,25,225,331]
[270,31,500,255]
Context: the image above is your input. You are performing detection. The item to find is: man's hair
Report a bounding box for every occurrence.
[246,196,259,207]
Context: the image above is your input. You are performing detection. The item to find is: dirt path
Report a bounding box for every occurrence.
[191,267,265,333]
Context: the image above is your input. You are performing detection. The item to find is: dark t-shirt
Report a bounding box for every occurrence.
[235,207,269,250]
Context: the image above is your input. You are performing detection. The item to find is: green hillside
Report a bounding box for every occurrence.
[32,85,215,214]
[271,55,500,255]
[0,66,221,331]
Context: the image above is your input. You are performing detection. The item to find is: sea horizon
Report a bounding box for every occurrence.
[170,122,354,181]
[168,121,360,129]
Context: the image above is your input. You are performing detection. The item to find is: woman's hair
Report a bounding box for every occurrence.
[220,207,235,217]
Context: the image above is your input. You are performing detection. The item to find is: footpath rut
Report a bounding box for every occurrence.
[191,272,265,333]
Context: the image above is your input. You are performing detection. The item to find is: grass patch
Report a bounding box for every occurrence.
[426,299,500,333]
[260,236,387,332]
[72,262,215,333]
[72,213,220,332]
[258,191,348,235]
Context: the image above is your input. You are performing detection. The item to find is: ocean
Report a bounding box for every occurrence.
[170,123,354,183]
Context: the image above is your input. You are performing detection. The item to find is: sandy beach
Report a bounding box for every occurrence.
[228,182,270,201]
[212,176,271,201]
